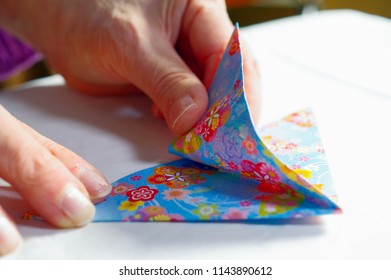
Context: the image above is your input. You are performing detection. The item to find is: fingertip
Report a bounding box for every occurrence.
[56,183,96,228]
[170,95,198,133]
[168,85,208,135]
[74,164,112,200]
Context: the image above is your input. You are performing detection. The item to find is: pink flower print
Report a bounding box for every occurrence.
[292,164,301,170]
[258,163,281,183]
[162,189,190,201]
[194,122,204,135]
[239,200,252,207]
[285,143,298,150]
[241,161,281,183]
[241,160,285,194]
[126,186,158,202]
[264,203,277,213]
[222,208,249,220]
[299,156,310,162]
[228,161,239,171]
[241,135,258,156]
[110,182,133,196]
[269,141,285,153]
[141,206,166,218]
[167,214,185,222]
[130,175,142,181]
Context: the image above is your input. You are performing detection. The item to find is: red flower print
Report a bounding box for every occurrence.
[257,181,295,194]
[147,174,168,184]
[233,79,241,90]
[167,214,185,222]
[147,166,206,189]
[228,161,239,171]
[126,186,158,202]
[195,99,231,142]
[299,156,309,162]
[241,160,281,183]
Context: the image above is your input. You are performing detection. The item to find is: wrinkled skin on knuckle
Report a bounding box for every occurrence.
[48,0,141,86]
[39,139,86,177]
[42,140,68,159]
[9,147,55,188]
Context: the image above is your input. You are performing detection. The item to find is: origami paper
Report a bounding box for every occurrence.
[92,25,340,222]
[22,25,341,223]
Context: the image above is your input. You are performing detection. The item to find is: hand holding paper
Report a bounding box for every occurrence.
[23,26,340,223]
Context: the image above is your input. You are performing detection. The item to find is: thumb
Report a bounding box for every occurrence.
[130,40,208,135]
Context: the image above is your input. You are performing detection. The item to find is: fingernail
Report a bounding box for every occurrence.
[171,95,197,129]
[0,216,22,256]
[76,165,111,199]
[60,183,95,227]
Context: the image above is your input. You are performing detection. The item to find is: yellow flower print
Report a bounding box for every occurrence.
[153,215,171,222]
[313,184,323,192]
[193,203,219,220]
[142,206,166,217]
[294,169,312,178]
[118,201,144,212]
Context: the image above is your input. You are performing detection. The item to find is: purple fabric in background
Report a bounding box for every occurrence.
[0,28,42,81]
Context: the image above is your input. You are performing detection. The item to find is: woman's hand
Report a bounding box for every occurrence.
[0,106,111,255]
[1,0,261,134]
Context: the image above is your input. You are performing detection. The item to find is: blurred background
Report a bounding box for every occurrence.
[1,0,390,90]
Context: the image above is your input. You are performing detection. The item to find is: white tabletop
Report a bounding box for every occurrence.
[1,10,390,259]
